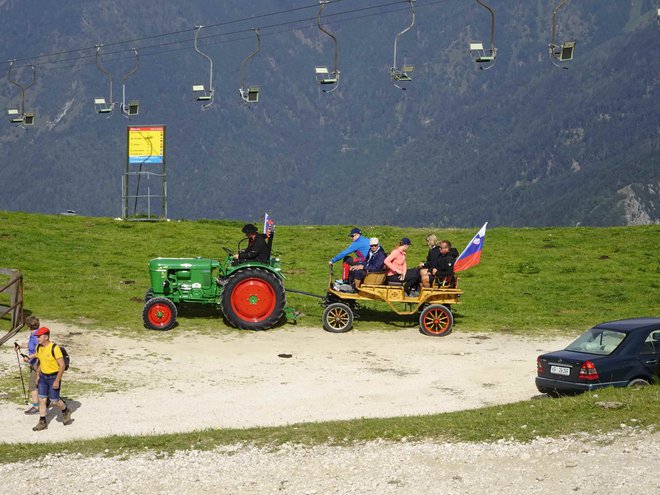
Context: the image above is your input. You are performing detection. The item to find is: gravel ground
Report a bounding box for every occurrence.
[3,430,659,494]
[2,324,658,494]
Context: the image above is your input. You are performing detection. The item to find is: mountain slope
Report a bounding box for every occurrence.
[0,0,658,226]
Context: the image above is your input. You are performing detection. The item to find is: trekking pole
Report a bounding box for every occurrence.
[13,342,28,405]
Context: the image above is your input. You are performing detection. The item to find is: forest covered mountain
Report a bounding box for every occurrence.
[0,0,658,227]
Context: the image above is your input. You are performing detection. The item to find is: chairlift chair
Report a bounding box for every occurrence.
[125,100,140,116]
[315,66,338,85]
[94,97,113,113]
[239,28,261,103]
[470,1,497,70]
[193,25,215,109]
[119,48,140,118]
[549,0,575,69]
[391,0,416,89]
[239,86,260,103]
[7,108,23,124]
[391,65,414,82]
[7,61,36,125]
[94,46,115,115]
[315,1,340,93]
[192,85,213,101]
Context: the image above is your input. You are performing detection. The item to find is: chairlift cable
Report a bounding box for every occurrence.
[4,0,442,71]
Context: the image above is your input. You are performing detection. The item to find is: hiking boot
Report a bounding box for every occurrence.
[24,406,39,415]
[62,407,73,425]
[33,418,47,431]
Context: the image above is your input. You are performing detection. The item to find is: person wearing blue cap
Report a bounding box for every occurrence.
[384,237,421,296]
[329,227,371,284]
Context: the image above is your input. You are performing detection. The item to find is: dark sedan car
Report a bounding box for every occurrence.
[536,317,660,395]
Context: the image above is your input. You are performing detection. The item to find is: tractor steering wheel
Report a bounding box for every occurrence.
[223,247,234,256]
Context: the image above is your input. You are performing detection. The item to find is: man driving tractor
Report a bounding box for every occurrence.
[233,223,270,263]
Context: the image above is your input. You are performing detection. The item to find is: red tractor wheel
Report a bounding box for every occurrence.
[221,268,285,330]
[419,304,453,337]
[143,297,177,331]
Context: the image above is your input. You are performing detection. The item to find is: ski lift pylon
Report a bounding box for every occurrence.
[549,0,576,69]
[239,28,261,103]
[391,0,416,90]
[315,1,340,93]
[193,25,215,109]
[7,60,36,125]
[469,1,497,70]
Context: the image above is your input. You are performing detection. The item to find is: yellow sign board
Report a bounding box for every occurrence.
[127,126,165,164]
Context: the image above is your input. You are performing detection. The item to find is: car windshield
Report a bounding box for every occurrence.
[565,328,627,356]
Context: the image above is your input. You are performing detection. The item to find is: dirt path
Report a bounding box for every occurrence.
[1,322,568,444]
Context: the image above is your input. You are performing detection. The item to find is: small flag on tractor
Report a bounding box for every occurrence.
[454,222,488,272]
[263,213,275,238]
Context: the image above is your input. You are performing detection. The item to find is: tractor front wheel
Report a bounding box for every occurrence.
[143,297,177,331]
[221,268,285,330]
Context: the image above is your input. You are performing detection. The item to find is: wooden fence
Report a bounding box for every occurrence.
[0,268,24,346]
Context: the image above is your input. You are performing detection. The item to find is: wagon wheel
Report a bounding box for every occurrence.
[323,302,354,333]
[222,267,285,330]
[419,304,453,337]
[143,297,177,331]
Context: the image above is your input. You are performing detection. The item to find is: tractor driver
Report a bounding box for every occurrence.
[233,223,270,263]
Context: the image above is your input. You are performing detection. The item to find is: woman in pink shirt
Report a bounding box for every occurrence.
[384,237,421,296]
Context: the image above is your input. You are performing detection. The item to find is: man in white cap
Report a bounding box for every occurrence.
[348,237,386,289]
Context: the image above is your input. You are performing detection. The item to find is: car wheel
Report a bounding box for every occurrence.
[419,304,453,337]
[143,297,177,331]
[323,303,354,333]
[627,378,650,388]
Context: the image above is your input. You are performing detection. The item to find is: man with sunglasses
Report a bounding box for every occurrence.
[329,227,370,285]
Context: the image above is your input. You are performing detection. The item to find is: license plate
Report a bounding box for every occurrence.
[550,365,570,376]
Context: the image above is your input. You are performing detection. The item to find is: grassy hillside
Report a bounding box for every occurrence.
[1,211,658,335]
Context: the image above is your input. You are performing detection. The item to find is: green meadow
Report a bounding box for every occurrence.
[0,211,658,334]
[0,211,658,460]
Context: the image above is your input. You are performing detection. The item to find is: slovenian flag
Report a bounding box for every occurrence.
[454,222,488,272]
[263,213,275,238]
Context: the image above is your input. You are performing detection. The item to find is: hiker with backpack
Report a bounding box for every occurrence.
[32,327,72,431]
[15,315,41,415]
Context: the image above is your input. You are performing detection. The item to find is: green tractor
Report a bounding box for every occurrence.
[142,235,285,331]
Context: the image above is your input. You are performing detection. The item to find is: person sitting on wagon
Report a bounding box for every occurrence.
[348,237,386,289]
[233,223,269,263]
[419,234,440,288]
[384,237,421,297]
[419,237,458,288]
[328,227,370,283]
